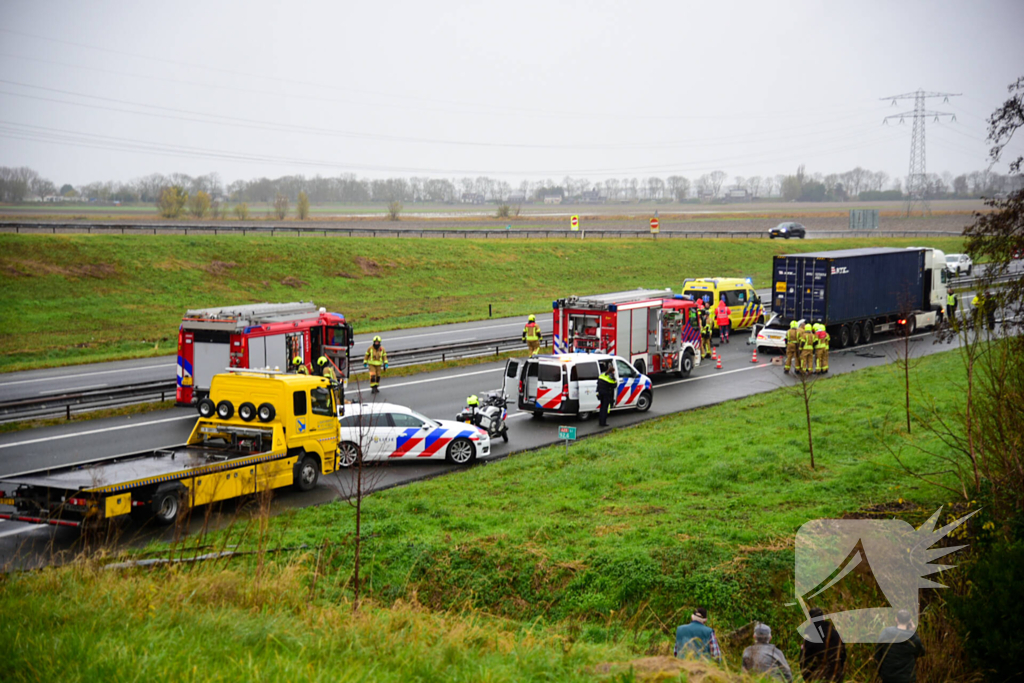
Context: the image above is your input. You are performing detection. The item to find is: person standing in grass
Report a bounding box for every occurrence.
[874,610,925,683]
[800,607,847,682]
[742,623,793,682]
[674,606,722,661]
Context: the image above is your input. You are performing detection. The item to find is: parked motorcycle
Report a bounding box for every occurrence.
[456,391,509,442]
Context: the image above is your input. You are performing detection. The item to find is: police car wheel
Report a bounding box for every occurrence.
[446,438,475,465]
[532,410,543,419]
[197,398,216,418]
[636,390,653,412]
[577,411,591,421]
[238,402,256,422]
[338,442,360,468]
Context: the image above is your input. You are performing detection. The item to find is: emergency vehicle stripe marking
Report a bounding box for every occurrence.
[419,428,453,457]
[627,379,645,404]
[391,428,423,457]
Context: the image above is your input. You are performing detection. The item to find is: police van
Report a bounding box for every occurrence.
[504,353,653,420]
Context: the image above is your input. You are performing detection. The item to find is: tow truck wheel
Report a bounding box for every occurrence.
[446,438,475,466]
[295,456,320,492]
[197,398,216,418]
[238,402,256,422]
[679,349,695,377]
[216,400,234,420]
[636,390,653,412]
[153,489,183,525]
[338,442,360,468]
[257,403,276,422]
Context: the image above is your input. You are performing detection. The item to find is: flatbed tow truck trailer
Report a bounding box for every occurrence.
[0,371,340,530]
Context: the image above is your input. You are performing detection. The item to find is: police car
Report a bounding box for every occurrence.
[337,402,491,466]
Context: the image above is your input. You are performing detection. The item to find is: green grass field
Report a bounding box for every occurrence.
[0,349,981,682]
[0,234,965,372]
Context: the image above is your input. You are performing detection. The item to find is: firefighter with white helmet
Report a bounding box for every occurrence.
[522,314,542,356]
[364,336,388,394]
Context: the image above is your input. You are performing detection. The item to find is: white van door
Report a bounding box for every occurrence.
[572,359,601,412]
[614,357,643,408]
[502,359,520,398]
[533,361,565,411]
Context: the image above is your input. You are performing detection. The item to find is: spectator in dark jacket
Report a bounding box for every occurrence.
[874,610,926,683]
[800,608,847,682]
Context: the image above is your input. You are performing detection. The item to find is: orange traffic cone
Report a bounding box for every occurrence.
[711,346,717,360]
[751,347,758,363]
[716,354,723,370]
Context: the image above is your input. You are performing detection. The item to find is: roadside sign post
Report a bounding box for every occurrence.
[570,215,579,231]
[558,425,577,455]
[650,217,660,234]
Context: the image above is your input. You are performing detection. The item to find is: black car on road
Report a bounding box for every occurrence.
[769,222,806,239]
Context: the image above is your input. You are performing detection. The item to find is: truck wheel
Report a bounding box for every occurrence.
[257,403,276,422]
[679,349,695,377]
[197,398,216,418]
[338,442,360,468]
[907,318,917,335]
[446,438,475,465]
[850,322,862,346]
[238,402,256,422]
[636,390,653,412]
[633,359,647,375]
[861,320,874,344]
[295,456,319,492]
[838,325,851,348]
[153,489,183,525]
[216,400,234,420]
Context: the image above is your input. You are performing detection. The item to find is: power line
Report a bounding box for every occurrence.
[881,89,959,216]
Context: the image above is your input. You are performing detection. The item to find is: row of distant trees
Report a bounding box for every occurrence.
[2,165,1021,206]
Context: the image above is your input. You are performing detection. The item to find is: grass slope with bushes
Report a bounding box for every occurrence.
[0,234,964,372]
[0,350,984,682]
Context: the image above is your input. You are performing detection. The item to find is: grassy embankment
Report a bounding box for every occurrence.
[0,235,964,372]
[0,350,983,682]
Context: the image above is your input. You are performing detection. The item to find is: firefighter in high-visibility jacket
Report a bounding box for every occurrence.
[799,322,816,374]
[814,323,830,374]
[784,320,800,374]
[317,356,341,409]
[292,356,309,374]
[522,315,543,356]
[363,336,388,394]
[700,310,713,359]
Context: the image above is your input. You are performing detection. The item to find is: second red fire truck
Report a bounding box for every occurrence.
[552,289,703,377]
[176,302,353,405]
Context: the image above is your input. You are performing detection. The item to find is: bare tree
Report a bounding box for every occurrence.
[273,193,289,220]
[783,368,819,470]
[708,170,727,197]
[746,176,762,199]
[296,190,310,220]
[387,201,402,221]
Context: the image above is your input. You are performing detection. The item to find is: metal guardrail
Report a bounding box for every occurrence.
[0,335,551,422]
[0,379,178,422]
[0,222,962,240]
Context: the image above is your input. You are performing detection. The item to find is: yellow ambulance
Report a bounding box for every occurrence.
[681,277,765,330]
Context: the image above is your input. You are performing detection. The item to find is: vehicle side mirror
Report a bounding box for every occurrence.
[420,424,430,430]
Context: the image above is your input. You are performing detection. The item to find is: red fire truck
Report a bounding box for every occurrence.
[176,302,353,404]
[552,289,703,377]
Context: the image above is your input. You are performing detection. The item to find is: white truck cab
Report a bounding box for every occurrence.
[505,353,653,419]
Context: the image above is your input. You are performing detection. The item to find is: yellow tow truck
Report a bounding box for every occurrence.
[0,370,340,529]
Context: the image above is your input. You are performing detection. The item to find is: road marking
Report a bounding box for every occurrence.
[39,383,107,395]
[0,415,195,450]
[0,524,39,539]
[382,367,502,389]
[0,363,175,387]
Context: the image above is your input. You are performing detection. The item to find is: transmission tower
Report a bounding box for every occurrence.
[881,89,959,217]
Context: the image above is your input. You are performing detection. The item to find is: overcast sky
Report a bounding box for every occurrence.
[1,0,1022,187]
